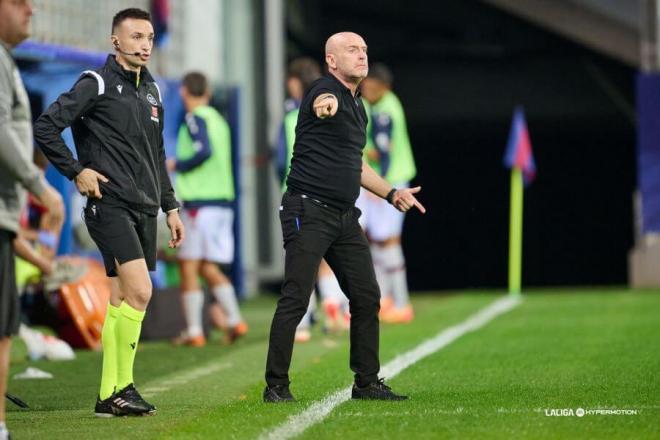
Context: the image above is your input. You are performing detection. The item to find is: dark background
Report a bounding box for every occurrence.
[285,0,637,290]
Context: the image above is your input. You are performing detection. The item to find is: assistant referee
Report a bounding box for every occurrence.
[264,32,425,402]
[34,8,184,417]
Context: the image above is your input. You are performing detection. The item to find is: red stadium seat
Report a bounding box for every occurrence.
[55,257,111,349]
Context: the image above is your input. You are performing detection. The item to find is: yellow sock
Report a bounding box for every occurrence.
[115,302,145,391]
[99,303,120,400]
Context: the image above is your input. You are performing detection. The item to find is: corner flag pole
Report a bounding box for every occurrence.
[508,167,523,296]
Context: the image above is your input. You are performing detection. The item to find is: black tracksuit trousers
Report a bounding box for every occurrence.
[265,191,381,387]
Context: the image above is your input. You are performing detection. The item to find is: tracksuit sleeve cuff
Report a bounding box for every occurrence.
[67,162,85,181]
[162,200,180,213]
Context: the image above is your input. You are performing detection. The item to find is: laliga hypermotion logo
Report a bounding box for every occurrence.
[544,407,638,417]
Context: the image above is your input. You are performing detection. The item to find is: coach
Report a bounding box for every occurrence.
[264,32,425,402]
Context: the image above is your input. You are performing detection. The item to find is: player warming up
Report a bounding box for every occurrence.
[168,71,247,347]
[358,63,418,323]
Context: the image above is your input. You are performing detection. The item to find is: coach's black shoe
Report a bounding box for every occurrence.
[351,378,408,401]
[263,384,296,402]
[117,383,156,414]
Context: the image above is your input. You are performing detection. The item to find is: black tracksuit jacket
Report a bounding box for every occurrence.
[34,55,178,215]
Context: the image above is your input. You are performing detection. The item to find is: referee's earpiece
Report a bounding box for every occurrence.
[112,39,141,57]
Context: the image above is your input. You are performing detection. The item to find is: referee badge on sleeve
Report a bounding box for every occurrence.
[151,106,159,123]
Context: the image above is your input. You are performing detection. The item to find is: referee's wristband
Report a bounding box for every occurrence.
[385,188,396,205]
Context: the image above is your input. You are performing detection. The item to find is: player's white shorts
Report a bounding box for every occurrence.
[355,183,408,241]
[178,206,234,263]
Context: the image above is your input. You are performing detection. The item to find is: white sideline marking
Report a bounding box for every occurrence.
[260,296,521,440]
[140,362,232,398]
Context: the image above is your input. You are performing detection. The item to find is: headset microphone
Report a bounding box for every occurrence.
[113,42,142,57]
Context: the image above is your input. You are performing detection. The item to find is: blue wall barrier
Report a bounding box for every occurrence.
[637,73,660,234]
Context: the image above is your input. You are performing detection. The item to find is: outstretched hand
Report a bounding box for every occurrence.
[313,93,338,119]
[392,186,426,214]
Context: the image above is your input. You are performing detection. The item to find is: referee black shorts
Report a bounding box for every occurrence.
[84,197,157,277]
[0,229,19,337]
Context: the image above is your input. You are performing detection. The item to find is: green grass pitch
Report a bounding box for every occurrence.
[6,289,660,439]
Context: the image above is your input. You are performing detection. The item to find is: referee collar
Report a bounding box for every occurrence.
[106,54,154,86]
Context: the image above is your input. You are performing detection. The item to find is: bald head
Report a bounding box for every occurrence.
[324,32,369,87]
[325,32,363,55]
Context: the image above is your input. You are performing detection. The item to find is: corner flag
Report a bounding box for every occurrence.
[503,107,536,183]
[503,107,535,296]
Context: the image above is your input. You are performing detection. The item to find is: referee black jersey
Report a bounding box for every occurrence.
[286,74,368,210]
[34,55,178,216]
